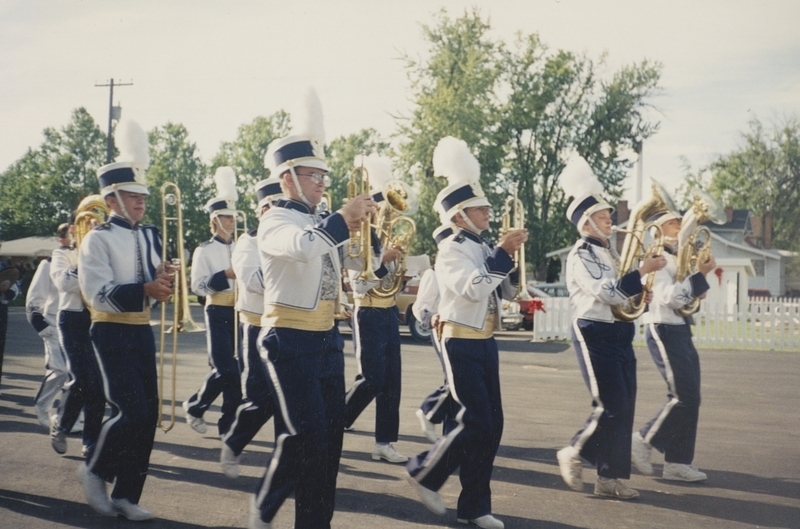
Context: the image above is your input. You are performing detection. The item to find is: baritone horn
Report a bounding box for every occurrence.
[611,179,676,321]
[674,189,725,317]
[501,183,531,301]
[370,180,418,299]
[74,194,110,248]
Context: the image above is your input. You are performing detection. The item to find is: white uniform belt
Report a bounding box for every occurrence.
[92,306,151,325]
[262,300,335,332]
[208,291,235,307]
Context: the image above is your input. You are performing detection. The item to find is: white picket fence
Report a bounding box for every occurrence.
[531,297,800,351]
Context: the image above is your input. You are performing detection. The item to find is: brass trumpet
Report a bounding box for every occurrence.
[501,183,531,301]
[347,162,379,282]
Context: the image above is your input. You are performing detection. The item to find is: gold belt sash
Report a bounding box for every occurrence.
[262,300,335,332]
[92,306,151,325]
[441,312,497,340]
[355,295,396,309]
[239,311,262,327]
[208,291,235,307]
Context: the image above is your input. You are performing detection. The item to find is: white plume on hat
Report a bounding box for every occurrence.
[433,136,480,185]
[559,154,603,198]
[115,119,150,172]
[299,87,326,146]
[356,153,393,193]
[213,166,238,202]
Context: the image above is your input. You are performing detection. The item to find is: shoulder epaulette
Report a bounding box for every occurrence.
[248,228,258,237]
[453,233,466,244]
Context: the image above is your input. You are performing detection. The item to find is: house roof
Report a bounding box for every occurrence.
[703,208,750,232]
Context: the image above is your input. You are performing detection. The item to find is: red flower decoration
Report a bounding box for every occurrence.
[714,267,723,286]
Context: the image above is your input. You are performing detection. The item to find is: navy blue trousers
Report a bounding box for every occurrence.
[344,306,402,443]
[639,323,701,464]
[570,319,637,480]
[223,321,274,455]
[185,305,241,435]
[418,327,454,431]
[88,322,158,504]
[56,309,105,449]
[254,326,345,529]
[407,336,503,520]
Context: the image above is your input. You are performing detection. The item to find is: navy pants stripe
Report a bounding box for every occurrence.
[570,319,636,480]
[254,326,345,529]
[57,309,105,448]
[185,305,241,435]
[640,323,701,464]
[223,321,274,455]
[407,336,503,520]
[344,306,402,443]
[88,322,157,504]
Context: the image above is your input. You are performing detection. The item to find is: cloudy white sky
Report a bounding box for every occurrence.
[2,0,799,203]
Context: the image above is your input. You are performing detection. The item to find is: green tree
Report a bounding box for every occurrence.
[0,108,106,240]
[145,123,209,253]
[325,129,391,211]
[394,9,662,279]
[211,112,291,227]
[682,117,800,252]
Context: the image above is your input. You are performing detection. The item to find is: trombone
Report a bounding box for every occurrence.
[157,182,201,433]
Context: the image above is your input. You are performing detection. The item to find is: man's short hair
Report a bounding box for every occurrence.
[56,223,70,239]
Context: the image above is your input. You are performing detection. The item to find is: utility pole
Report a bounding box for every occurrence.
[633,139,643,205]
[95,79,133,163]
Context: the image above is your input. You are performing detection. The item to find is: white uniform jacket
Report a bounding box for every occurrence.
[191,235,235,300]
[566,235,643,323]
[257,199,364,311]
[435,229,517,331]
[643,247,710,325]
[412,267,439,327]
[50,245,84,312]
[232,229,264,315]
[79,215,163,314]
[26,258,59,334]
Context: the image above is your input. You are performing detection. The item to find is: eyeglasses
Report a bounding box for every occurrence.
[295,171,329,186]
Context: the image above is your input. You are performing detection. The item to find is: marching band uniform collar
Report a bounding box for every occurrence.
[276,198,318,215]
[212,234,233,245]
[581,235,608,248]
[456,227,484,245]
[109,214,138,230]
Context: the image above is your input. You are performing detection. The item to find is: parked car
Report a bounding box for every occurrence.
[344,275,524,342]
[533,282,569,298]
[517,286,549,331]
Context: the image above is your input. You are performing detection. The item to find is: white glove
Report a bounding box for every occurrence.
[38,326,58,339]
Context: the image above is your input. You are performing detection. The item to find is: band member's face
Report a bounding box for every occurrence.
[215,214,235,234]
[661,218,681,239]
[291,166,327,205]
[111,190,147,222]
[462,205,491,232]
[589,208,613,238]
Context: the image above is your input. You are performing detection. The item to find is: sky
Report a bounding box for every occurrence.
[2,0,799,204]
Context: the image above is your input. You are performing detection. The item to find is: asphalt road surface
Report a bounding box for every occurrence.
[1,306,798,528]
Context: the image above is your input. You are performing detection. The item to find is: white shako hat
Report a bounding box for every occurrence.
[264,87,328,176]
[432,136,489,220]
[97,119,150,197]
[254,177,283,211]
[204,166,238,217]
[646,209,682,227]
[432,223,455,245]
[561,154,613,230]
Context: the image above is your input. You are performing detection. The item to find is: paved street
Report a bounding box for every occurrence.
[1,305,798,528]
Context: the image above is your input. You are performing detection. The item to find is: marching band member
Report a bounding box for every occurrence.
[631,210,715,482]
[50,221,105,457]
[344,154,407,464]
[27,241,69,429]
[556,155,665,500]
[219,177,281,479]
[77,119,174,520]
[406,137,526,529]
[413,223,455,443]
[0,259,20,392]
[250,88,378,529]
[184,167,241,437]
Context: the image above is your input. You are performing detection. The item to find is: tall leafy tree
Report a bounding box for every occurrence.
[0,107,106,240]
[394,9,662,279]
[145,123,209,253]
[211,112,291,227]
